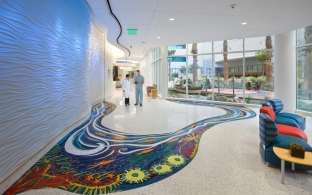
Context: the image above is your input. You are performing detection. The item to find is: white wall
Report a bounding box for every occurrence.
[140,53,152,86]
[139,47,168,98]
[160,46,169,97]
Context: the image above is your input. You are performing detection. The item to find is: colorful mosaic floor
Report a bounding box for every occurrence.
[5,100,256,195]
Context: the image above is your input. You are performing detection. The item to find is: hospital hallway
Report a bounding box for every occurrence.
[1,1,312,195]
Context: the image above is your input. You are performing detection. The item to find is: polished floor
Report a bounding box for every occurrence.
[7,89,312,194]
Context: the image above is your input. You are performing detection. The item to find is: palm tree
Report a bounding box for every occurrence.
[168,50,176,81]
[223,40,229,82]
[188,64,198,74]
[265,36,272,84]
[191,43,198,86]
[168,50,176,56]
[179,66,186,74]
[256,50,266,77]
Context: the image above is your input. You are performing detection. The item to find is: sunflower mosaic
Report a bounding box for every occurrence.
[167,154,186,167]
[123,168,149,184]
[151,164,172,175]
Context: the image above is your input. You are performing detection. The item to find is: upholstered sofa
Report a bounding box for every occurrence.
[259,113,312,170]
[262,99,306,130]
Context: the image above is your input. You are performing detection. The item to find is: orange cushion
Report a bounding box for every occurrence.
[277,124,308,142]
[260,106,276,120]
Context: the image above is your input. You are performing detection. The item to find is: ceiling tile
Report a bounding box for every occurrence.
[157,0,214,13]
[109,0,158,11]
[151,11,194,26]
[115,10,154,25]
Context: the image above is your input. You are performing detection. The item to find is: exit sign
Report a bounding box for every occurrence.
[127,28,137,35]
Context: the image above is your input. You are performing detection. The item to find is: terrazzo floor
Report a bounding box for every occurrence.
[3,89,312,195]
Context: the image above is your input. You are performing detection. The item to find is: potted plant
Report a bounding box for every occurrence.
[245,96,252,104]
[246,81,252,90]
[289,142,305,159]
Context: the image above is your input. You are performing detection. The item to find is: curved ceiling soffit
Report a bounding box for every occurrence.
[106,0,131,58]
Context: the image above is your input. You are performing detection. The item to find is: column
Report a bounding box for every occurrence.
[274,31,296,111]
[159,46,168,98]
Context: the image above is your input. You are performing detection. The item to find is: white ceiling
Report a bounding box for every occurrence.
[87,0,312,61]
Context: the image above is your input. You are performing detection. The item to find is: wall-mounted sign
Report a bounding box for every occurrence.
[127,28,137,36]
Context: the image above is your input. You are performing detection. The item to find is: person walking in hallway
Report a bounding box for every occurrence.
[122,74,132,106]
[134,70,144,106]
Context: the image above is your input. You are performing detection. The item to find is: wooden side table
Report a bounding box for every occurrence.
[273,147,312,184]
[151,89,158,98]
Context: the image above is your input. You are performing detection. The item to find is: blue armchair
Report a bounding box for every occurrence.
[259,113,312,170]
[262,99,306,130]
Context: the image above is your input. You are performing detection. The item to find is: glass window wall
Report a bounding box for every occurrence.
[297,26,312,112]
[296,25,312,113]
[167,36,275,104]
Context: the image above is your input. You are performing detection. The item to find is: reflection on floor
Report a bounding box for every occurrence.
[5,100,256,194]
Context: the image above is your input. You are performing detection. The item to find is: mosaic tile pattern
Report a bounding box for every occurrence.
[5,100,256,194]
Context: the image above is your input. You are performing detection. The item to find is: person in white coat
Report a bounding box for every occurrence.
[122,74,132,106]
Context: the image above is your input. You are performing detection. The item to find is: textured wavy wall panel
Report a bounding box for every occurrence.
[0,0,105,182]
[89,24,105,103]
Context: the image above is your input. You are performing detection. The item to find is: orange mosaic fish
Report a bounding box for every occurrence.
[143,139,154,143]
[113,135,127,140]
[139,148,154,154]
[91,160,115,168]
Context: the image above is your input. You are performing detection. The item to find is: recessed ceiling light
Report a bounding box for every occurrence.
[156,36,160,39]
[241,22,247,25]
[169,18,175,21]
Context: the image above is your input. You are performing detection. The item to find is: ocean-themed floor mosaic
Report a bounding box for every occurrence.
[5,100,256,194]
